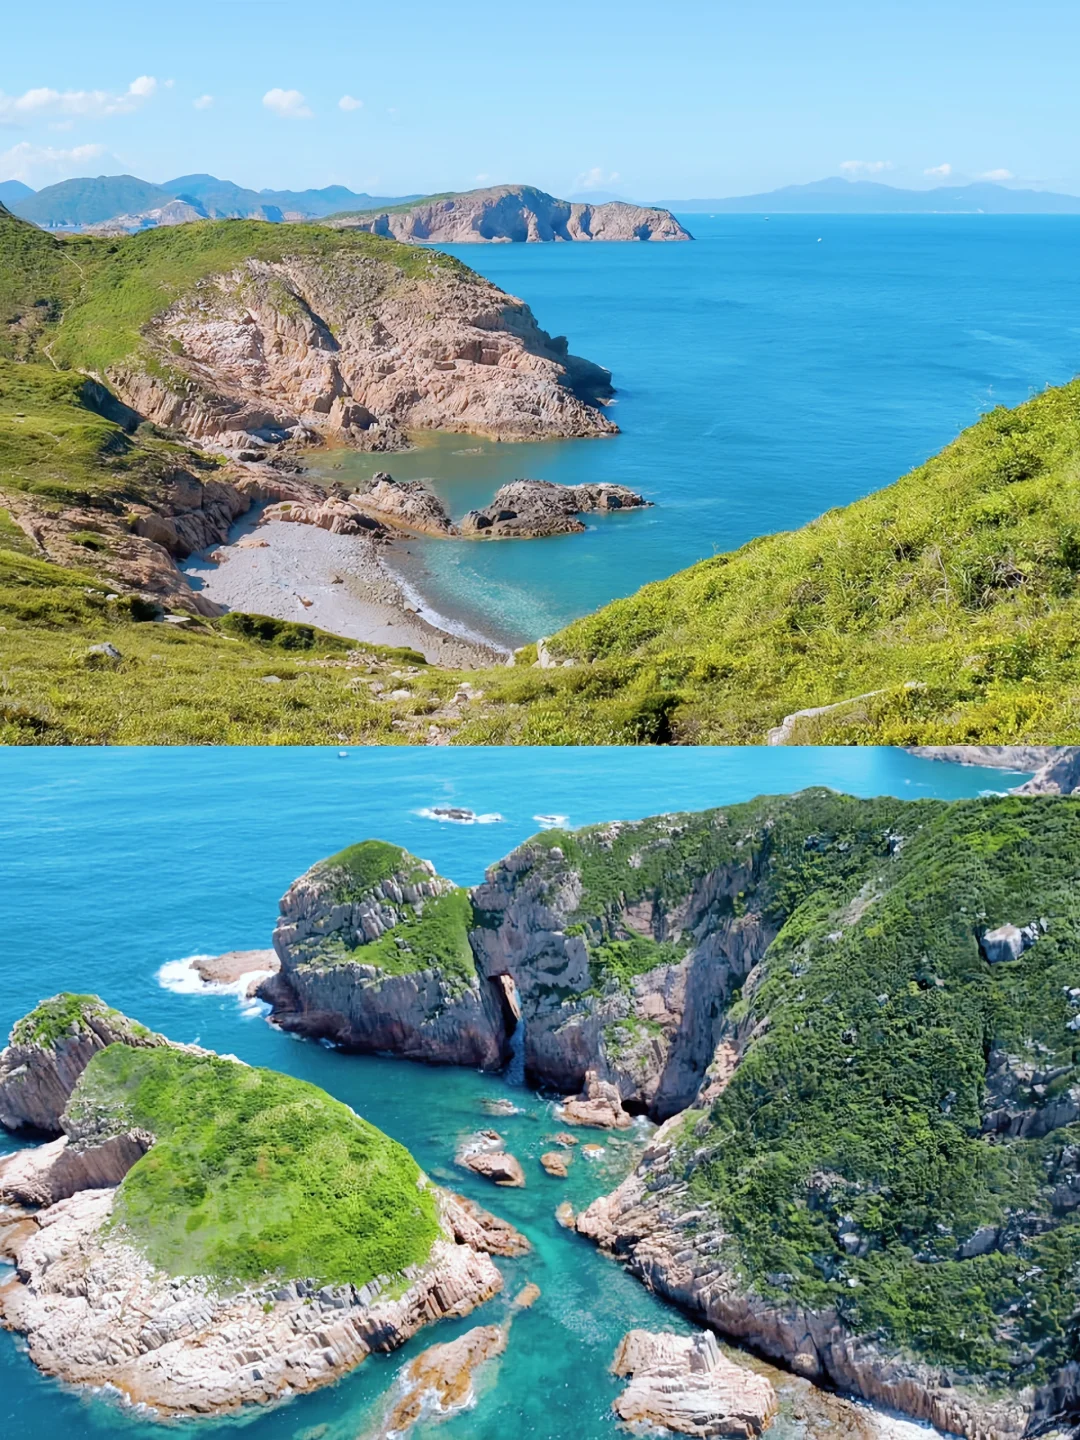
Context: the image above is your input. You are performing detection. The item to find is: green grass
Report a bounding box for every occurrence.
[588,936,688,990]
[9,993,150,1048]
[66,1042,440,1287]
[353,888,476,987]
[319,839,420,895]
[445,377,1080,744]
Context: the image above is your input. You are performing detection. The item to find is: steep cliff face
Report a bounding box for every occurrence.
[108,248,616,453]
[0,994,171,1134]
[329,185,692,244]
[262,839,506,1066]
[265,792,1080,1438]
[572,794,1080,1440]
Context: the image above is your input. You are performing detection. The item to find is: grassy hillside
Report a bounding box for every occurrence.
[445,377,1080,744]
[66,1040,440,1285]
[669,792,1080,1388]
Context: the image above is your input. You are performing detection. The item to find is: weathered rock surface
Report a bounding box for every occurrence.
[190,949,280,987]
[260,847,505,1067]
[979,920,1042,964]
[539,1150,570,1177]
[0,1185,505,1415]
[330,185,692,244]
[611,1329,778,1437]
[459,479,649,539]
[376,1323,508,1437]
[0,998,171,1135]
[559,1069,633,1129]
[109,248,617,455]
[259,495,389,538]
[0,1130,153,1206]
[456,1132,525,1187]
[355,474,457,537]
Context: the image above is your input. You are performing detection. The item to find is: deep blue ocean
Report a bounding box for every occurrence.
[309,215,1080,646]
[0,746,1030,1440]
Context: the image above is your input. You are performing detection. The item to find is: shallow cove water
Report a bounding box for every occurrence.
[308,215,1080,648]
[0,747,1031,1439]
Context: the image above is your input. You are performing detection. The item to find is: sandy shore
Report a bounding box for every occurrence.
[182,520,505,667]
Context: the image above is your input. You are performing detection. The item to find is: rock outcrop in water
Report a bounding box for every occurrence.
[259,840,505,1066]
[328,185,692,244]
[0,998,527,1417]
[611,1329,778,1437]
[459,479,650,538]
[258,791,1080,1439]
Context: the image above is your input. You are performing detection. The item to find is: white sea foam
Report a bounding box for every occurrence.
[533,813,568,829]
[156,955,274,1018]
[416,806,504,825]
[386,562,511,657]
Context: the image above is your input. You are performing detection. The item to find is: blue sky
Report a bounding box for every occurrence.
[3,0,1079,197]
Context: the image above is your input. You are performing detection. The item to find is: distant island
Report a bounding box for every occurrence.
[326,184,691,243]
[655,176,1080,214]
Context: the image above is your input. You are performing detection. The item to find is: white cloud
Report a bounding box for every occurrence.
[263,88,312,119]
[474,172,491,184]
[338,94,363,111]
[193,94,214,110]
[924,162,952,178]
[574,166,621,192]
[981,168,1014,182]
[0,76,158,121]
[0,140,107,183]
[839,160,894,178]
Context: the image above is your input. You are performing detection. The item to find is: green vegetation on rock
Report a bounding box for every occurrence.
[661,793,1080,1385]
[319,840,427,897]
[67,1043,440,1286]
[356,888,476,988]
[9,992,149,1049]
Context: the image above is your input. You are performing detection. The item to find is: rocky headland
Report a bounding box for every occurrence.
[458,479,650,538]
[328,184,692,244]
[255,789,1080,1438]
[0,995,527,1416]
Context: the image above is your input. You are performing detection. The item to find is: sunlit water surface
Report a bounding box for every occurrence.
[307,215,1080,646]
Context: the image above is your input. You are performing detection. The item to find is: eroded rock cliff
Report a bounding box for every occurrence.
[329,185,692,244]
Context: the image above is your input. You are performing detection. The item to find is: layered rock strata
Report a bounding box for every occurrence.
[611,1329,778,1437]
[0,996,171,1134]
[113,249,617,454]
[0,1186,508,1415]
[260,843,505,1066]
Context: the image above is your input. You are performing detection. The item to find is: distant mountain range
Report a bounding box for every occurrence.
[7,171,1080,232]
[659,177,1080,214]
[6,173,419,229]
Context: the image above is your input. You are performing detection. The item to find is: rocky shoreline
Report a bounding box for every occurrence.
[247,795,1080,1440]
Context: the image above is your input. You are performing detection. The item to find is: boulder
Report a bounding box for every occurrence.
[354,477,457,537]
[540,1150,571,1178]
[611,1329,778,1438]
[378,1324,508,1436]
[459,479,649,539]
[560,1069,633,1129]
[979,921,1042,964]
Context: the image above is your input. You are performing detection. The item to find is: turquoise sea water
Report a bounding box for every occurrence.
[0,746,1030,1439]
[308,215,1080,646]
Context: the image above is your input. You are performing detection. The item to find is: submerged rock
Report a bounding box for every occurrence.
[376,1324,507,1437]
[611,1329,778,1438]
[457,1132,525,1187]
[540,1150,571,1178]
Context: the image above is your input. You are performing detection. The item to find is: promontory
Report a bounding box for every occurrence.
[253,791,1080,1440]
[0,993,526,1415]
